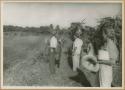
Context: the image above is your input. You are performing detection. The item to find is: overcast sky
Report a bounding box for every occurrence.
[3,2,122,28]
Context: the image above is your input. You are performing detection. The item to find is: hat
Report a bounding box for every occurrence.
[81,55,99,72]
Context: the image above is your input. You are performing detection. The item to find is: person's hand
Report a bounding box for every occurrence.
[87,59,97,65]
[97,60,103,64]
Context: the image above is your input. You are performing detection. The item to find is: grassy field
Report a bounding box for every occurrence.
[3,33,122,87]
[3,34,82,86]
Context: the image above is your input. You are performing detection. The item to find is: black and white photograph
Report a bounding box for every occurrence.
[0,0,124,88]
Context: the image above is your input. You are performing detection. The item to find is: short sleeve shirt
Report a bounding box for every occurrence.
[73,38,83,54]
[50,36,58,48]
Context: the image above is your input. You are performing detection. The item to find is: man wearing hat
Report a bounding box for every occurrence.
[72,28,83,71]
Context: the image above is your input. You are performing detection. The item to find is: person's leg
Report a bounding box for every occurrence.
[57,46,61,68]
[55,52,61,68]
[73,55,77,71]
[99,65,112,87]
[58,49,61,68]
[77,55,80,69]
[49,50,56,74]
[49,52,53,74]
[53,50,56,73]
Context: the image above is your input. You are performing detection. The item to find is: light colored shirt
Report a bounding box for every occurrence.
[50,36,58,48]
[107,38,119,62]
[73,38,83,54]
[98,50,110,61]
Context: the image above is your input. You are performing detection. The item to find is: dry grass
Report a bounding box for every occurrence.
[3,34,81,86]
[3,34,122,87]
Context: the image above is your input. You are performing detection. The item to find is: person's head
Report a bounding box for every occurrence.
[73,35,77,40]
[92,24,115,55]
[74,33,80,39]
[107,28,115,39]
[52,30,57,36]
[102,27,115,41]
[76,27,82,36]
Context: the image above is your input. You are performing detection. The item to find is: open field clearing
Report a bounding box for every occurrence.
[3,34,82,86]
[3,33,122,87]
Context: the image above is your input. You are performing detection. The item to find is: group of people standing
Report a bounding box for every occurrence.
[45,25,119,87]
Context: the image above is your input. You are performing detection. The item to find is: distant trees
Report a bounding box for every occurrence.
[4,16,122,52]
[4,25,24,32]
[4,16,122,63]
[4,25,51,34]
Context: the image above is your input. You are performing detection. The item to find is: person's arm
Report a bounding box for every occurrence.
[72,40,76,55]
[44,39,49,56]
[87,44,90,53]
[97,58,116,66]
[72,47,77,56]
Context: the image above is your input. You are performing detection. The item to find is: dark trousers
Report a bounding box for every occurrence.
[79,66,100,87]
[49,48,56,74]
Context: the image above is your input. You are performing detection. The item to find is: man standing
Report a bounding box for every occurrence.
[72,33,83,71]
[49,31,58,74]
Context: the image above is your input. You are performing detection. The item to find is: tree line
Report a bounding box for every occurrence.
[4,16,122,58]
